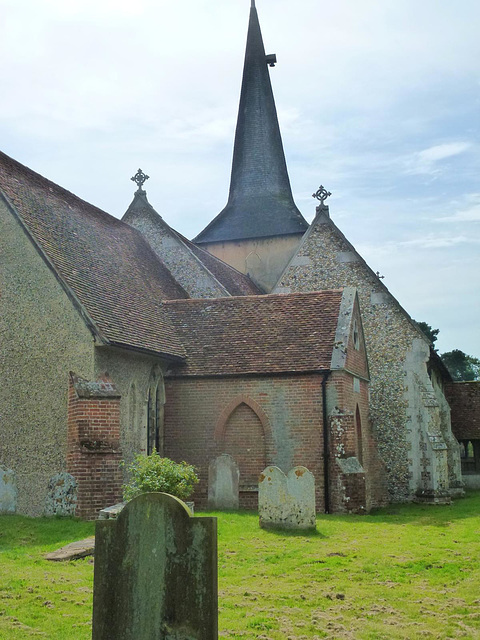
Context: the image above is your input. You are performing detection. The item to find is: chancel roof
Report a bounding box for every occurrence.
[178,233,263,296]
[0,151,187,359]
[194,3,308,244]
[164,290,344,376]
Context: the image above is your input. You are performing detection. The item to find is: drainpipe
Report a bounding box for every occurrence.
[322,371,332,514]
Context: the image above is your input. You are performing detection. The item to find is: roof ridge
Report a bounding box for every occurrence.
[0,150,125,227]
[163,288,344,305]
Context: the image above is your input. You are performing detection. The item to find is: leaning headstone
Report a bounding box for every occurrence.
[92,492,218,640]
[45,537,95,562]
[98,502,126,520]
[208,454,239,509]
[0,466,17,514]
[44,472,77,516]
[258,466,316,531]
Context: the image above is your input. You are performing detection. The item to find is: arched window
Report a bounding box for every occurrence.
[147,369,165,456]
[353,318,360,350]
[355,405,363,466]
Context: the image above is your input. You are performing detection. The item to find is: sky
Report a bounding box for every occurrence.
[1,0,479,357]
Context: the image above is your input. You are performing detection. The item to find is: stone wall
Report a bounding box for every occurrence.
[94,347,170,470]
[0,198,95,516]
[274,209,462,502]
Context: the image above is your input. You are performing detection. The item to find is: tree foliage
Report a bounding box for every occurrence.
[440,349,480,382]
[416,321,439,345]
[123,453,199,502]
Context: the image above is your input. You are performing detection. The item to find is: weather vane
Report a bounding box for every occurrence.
[131,169,149,191]
[312,185,332,206]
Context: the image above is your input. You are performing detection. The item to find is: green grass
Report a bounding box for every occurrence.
[2,494,480,639]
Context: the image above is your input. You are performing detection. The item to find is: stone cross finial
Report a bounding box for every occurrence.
[312,185,332,206]
[131,169,149,191]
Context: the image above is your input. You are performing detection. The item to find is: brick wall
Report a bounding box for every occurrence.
[328,371,387,513]
[446,381,480,440]
[165,371,387,513]
[164,374,325,510]
[67,373,123,520]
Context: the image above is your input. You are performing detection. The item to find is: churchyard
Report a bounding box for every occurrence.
[1,492,480,639]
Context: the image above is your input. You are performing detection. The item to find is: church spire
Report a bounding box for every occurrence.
[194,2,307,244]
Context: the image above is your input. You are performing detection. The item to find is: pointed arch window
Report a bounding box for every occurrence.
[355,405,363,466]
[147,371,165,456]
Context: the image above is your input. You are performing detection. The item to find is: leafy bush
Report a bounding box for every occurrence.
[122,453,199,502]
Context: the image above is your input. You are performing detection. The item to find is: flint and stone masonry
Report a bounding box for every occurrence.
[274,208,463,502]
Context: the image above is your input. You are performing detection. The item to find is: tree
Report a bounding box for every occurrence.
[441,349,480,382]
[415,321,439,345]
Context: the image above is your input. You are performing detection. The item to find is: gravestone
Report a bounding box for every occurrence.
[92,492,218,640]
[44,472,77,516]
[258,466,316,530]
[208,454,239,509]
[0,466,17,514]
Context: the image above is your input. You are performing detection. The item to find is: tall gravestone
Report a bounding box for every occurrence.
[0,466,17,514]
[208,454,239,509]
[258,466,316,531]
[92,492,218,640]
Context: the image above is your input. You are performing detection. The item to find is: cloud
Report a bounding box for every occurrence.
[405,142,473,176]
[437,194,480,223]
[400,234,479,249]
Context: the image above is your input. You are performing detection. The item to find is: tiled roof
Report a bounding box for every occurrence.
[165,290,343,376]
[178,233,263,296]
[0,151,187,359]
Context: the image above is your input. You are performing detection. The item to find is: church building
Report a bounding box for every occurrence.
[0,1,466,519]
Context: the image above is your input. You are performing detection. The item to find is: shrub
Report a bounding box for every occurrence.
[122,453,199,502]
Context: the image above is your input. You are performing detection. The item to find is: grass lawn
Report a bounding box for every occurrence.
[1,493,480,639]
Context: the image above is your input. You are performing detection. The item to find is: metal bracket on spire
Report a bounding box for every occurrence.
[131,169,149,192]
[266,53,277,67]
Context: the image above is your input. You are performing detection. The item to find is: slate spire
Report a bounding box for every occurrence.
[194,2,307,244]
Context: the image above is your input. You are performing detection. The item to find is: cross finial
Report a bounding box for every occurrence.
[312,185,332,205]
[131,168,149,191]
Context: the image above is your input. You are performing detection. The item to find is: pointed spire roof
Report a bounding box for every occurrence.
[194,2,307,244]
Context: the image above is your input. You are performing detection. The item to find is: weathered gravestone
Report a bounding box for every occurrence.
[0,466,17,514]
[92,492,218,640]
[208,454,239,510]
[258,466,316,531]
[44,472,77,516]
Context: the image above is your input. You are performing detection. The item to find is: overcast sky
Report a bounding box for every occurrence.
[2,0,479,357]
